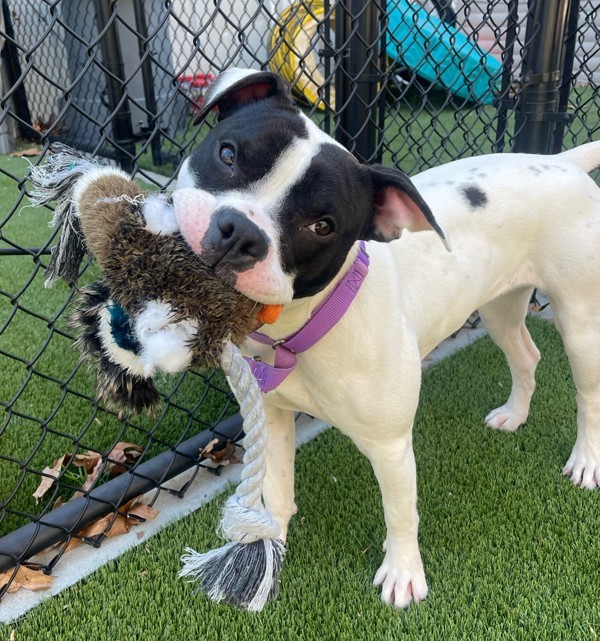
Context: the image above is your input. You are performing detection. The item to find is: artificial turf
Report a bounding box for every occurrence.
[6,316,599,641]
[0,158,237,538]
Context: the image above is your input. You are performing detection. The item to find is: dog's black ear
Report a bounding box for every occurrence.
[362,165,450,250]
[194,68,293,124]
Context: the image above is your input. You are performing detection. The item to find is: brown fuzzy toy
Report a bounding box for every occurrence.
[28,145,270,415]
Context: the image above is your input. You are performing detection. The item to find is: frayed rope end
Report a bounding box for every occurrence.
[179,343,285,612]
[180,538,285,612]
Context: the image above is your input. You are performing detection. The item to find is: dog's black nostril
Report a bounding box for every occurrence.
[203,207,270,271]
[218,220,235,240]
[241,240,265,258]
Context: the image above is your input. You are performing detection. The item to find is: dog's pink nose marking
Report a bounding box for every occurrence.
[173,188,218,254]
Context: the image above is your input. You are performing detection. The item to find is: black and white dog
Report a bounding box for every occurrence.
[175,69,600,607]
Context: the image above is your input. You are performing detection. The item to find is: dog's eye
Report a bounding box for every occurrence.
[306,220,333,236]
[220,145,235,167]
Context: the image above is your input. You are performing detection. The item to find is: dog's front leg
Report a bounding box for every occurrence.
[350,428,427,608]
[262,404,297,541]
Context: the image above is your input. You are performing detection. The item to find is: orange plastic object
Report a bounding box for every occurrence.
[257,304,284,325]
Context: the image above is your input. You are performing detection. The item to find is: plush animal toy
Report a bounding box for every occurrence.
[28,144,285,611]
[28,144,284,415]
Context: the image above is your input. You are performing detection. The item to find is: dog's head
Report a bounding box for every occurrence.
[175,69,447,304]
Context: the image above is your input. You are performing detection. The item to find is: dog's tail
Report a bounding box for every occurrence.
[558,140,600,173]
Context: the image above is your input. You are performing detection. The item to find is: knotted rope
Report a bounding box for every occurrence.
[180,341,285,611]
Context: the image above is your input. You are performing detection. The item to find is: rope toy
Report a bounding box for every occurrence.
[27,145,285,611]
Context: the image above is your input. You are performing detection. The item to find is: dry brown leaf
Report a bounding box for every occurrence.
[64,536,82,553]
[32,454,69,504]
[0,566,54,594]
[109,442,143,460]
[108,443,143,477]
[80,513,130,540]
[116,498,138,515]
[200,438,219,457]
[80,456,105,493]
[203,439,239,465]
[73,450,102,472]
[126,502,158,522]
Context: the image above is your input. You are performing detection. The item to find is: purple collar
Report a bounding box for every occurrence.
[244,241,370,393]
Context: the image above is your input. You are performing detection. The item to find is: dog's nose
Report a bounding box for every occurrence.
[204,207,269,271]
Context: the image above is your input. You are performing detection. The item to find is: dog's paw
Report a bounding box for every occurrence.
[373,554,428,608]
[484,404,526,432]
[563,446,600,489]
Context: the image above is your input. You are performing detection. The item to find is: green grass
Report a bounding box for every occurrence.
[0,158,237,538]
[6,317,599,640]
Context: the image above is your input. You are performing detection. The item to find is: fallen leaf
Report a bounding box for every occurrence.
[108,443,143,477]
[80,513,130,540]
[32,454,69,504]
[73,450,102,473]
[109,442,143,462]
[202,439,239,465]
[126,502,158,522]
[64,536,82,553]
[200,438,219,457]
[80,456,105,493]
[0,566,54,593]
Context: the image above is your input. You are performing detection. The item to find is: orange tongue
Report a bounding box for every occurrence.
[257,304,284,325]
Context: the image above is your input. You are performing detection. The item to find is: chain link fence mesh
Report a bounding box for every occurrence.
[0,0,598,598]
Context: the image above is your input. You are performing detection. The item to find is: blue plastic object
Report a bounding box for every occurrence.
[387,0,502,104]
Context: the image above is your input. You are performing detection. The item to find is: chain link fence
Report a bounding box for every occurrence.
[0,0,598,599]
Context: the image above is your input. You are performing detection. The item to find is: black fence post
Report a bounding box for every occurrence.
[94,0,136,172]
[132,0,163,167]
[513,0,572,154]
[334,0,384,163]
[552,0,581,153]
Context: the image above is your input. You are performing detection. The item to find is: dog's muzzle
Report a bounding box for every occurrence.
[202,207,270,273]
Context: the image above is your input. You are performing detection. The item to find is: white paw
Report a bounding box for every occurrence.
[563,447,600,489]
[484,404,526,432]
[373,554,428,608]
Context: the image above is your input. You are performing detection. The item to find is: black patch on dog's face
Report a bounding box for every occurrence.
[461,185,488,209]
[181,80,438,301]
[277,144,373,298]
[184,101,308,193]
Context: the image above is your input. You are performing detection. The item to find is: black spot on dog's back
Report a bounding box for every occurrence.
[461,185,488,210]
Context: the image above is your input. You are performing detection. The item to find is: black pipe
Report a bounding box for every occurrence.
[493,0,519,153]
[430,0,457,26]
[132,0,163,166]
[334,0,383,163]
[0,247,51,256]
[94,0,137,171]
[552,0,580,153]
[1,0,36,141]
[376,0,388,165]
[0,413,244,572]
[513,0,570,154]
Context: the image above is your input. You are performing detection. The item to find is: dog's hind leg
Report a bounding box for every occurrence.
[549,296,600,489]
[479,287,541,432]
[262,405,298,541]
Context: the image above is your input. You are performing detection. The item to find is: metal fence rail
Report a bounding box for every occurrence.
[0,0,598,599]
